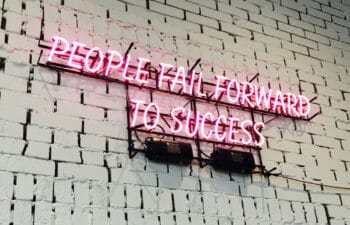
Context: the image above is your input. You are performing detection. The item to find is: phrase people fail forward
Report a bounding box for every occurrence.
[47,35,312,147]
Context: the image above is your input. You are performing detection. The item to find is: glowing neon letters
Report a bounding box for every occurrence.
[47,36,313,147]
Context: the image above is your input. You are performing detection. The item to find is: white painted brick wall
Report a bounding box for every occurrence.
[0,0,349,224]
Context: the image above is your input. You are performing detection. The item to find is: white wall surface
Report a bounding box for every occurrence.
[0,0,350,224]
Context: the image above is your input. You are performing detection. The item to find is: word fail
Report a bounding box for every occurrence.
[46,35,313,147]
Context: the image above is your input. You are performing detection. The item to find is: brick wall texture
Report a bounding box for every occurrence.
[0,0,350,224]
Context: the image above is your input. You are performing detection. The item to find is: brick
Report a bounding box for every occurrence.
[54,178,73,203]
[241,184,275,198]
[297,53,323,67]
[4,0,21,12]
[221,22,251,38]
[289,17,315,32]
[278,22,304,36]
[111,169,157,186]
[203,192,217,215]
[305,166,335,183]
[82,151,103,166]
[27,125,52,143]
[268,199,282,221]
[25,141,50,159]
[242,197,257,219]
[159,189,175,212]
[285,153,316,167]
[188,0,216,9]
[149,1,184,19]
[300,13,325,27]
[15,174,34,200]
[281,40,308,54]
[299,71,325,85]
[189,32,222,48]
[31,111,81,132]
[261,8,288,23]
[276,188,309,202]
[110,208,126,225]
[268,138,300,153]
[0,102,27,123]
[0,200,11,225]
[85,118,127,139]
[91,181,108,206]
[201,179,239,195]
[0,119,23,139]
[313,134,341,148]
[281,0,306,12]
[73,181,89,205]
[261,149,284,162]
[289,202,304,223]
[0,136,25,155]
[0,153,54,176]
[109,183,125,208]
[166,0,199,13]
[92,208,108,225]
[310,192,341,205]
[250,13,277,28]
[263,26,291,41]
[31,81,81,103]
[141,186,157,210]
[217,2,248,19]
[54,205,72,225]
[315,205,328,224]
[315,26,339,40]
[125,184,142,208]
[304,203,317,224]
[80,134,106,150]
[292,35,317,49]
[186,12,218,28]
[202,26,231,40]
[52,145,81,163]
[35,176,53,202]
[4,12,24,33]
[34,202,52,225]
[217,194,231,217]
[254,33,281,47]
[274,5,300,18]
[327,205,350,219]
[235,18,262,32]
[0,172,14,200]
[26,16,41,39]
[54,130,78,147]
[14,201,32,225]
[279,201,294,223]
[0,89,54,112]
[200,6,232,23]
[166,16,201,33]
[188,191,203,213]
[279,163,305,178]
[84,92,125,110]
[72,207,93,225]
[58,163,108,181]
[231,0,260,13]
[0,73,28,92]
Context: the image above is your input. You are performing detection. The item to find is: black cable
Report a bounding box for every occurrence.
[133,124,166,148]
[253,170,350,190]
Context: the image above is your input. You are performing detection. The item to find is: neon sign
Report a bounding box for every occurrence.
[45,35,314,148]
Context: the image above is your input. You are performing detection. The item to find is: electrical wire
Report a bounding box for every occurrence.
[254,170,350,190]
[133,124,166,148]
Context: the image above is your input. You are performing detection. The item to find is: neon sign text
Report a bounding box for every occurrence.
[46,35,314,147]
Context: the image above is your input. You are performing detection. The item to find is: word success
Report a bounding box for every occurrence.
[47,36,311,119]
[130,99,265,147]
